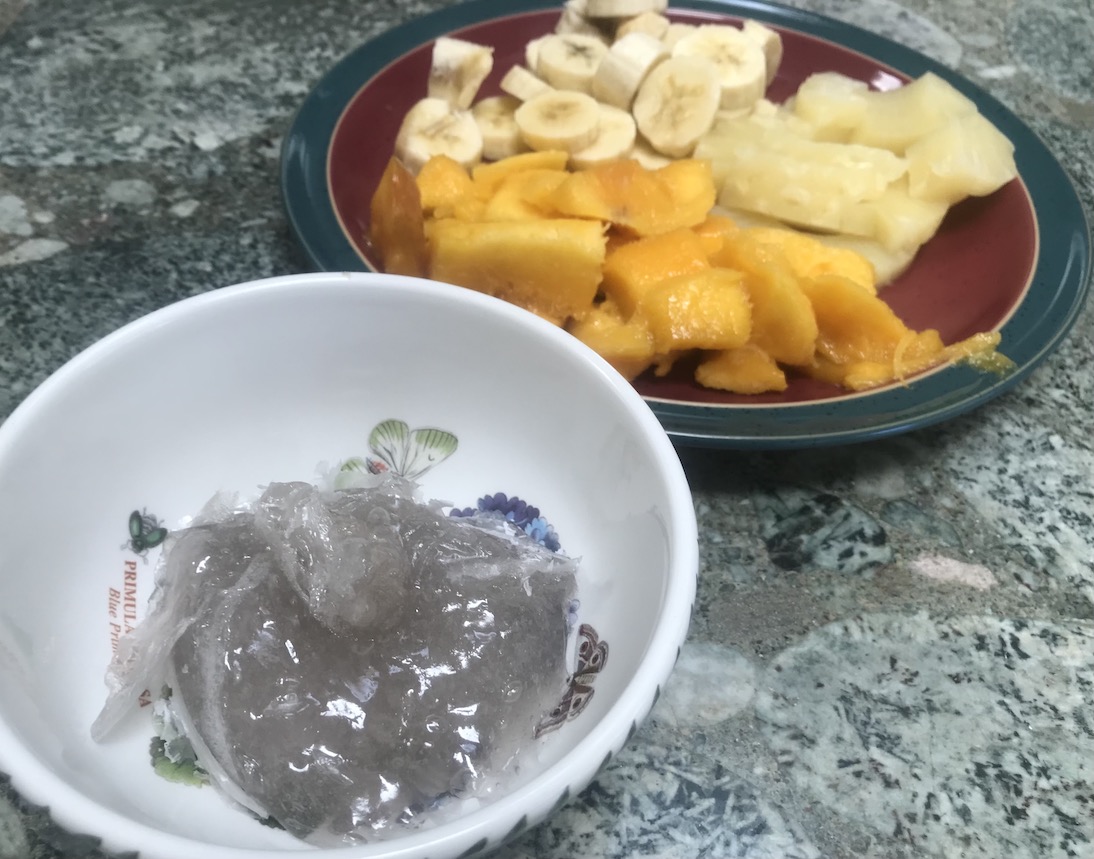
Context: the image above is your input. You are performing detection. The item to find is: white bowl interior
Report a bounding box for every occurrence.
[0,272,696,858]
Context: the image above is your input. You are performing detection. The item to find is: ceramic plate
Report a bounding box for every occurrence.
[281,0,1091,449]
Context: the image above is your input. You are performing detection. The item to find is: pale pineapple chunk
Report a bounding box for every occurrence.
[703,120,908,231]
[849,72,978,154]
[905,111,1017,204]
[792,72,870,142]
[841,179,950,252]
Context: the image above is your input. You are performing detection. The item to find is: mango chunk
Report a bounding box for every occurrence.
[482,169,569,221]
[696,344,788,393]
[800,273,911,365]
[691,213,740,259]
[639,268,752,352]
[567,300,655,380]
[370,156,428,277]
[550,158,716,236]
[739,226,876,293]
[426,218,606,325]
[471,150,570,200]
[711,235,818,365]
[601,228,711,317]
[416,155,474,214]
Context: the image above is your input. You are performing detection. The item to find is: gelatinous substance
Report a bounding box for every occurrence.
[94,480,578,845]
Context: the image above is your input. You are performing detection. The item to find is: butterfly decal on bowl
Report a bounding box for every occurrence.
[534,623,609,738]
[339,419,458,481]
[123,509,167,559]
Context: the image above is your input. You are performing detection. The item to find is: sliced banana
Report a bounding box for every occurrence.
[556,0,610,40]
[536,33,609,93]
[427,37,495,111]
[570,104,637,169]
[591,32,669,110]
[499,64,555,101]
[395,97,484,174]
[661,22,697,50]
[631,135,673,169]
[615,11,670,41]
[472,95,530,161]
[742,19,783,85]
[584,0,668,18]
[672,24,767,112]
[515,90,602,153]
[525,34,552,71]
[632,55,721,157]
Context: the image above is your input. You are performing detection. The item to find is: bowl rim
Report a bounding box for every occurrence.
[0,271,699,858]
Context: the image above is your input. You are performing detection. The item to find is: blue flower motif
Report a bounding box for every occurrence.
[450,492,561,552]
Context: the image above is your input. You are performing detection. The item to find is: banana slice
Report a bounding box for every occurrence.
[661,22,697,50]
[472,95,530,161]
[632,55,721,157]
[615,11,670,41]
[672,24,767,112]
[556,0,610,40]
[742,20,783,85]
[631,135,673,169]
[591,32,668,110]
[427,37,495,111]
[536,34,609,93]
[570,104,637,169]
[395,97,484,173]
[584,0,668,18]
[499,65,554,101]
[515,90,602,153]
[525,34,552,71]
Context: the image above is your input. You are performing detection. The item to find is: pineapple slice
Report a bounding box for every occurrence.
[705,120,908,232]
[849,72,978,154]
[905,111,1018,204]
[791,72,870,142]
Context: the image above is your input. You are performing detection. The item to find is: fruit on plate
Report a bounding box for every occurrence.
[370,150,1009,394]
[701,71,1017,259]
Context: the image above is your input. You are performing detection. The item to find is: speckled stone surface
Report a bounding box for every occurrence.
[1,0,1092,857]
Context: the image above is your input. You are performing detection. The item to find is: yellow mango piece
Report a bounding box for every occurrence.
[800,273,912,365]
[416,155,474,214]
[425,218,606,326]
[550,158,716,236]
[656,159,719,230]
[567,300,655,381]
[446,196,487,221]
[601,228,711,317]
[691,213,740,259]
[696,344,788,393]
[471,150,570,200]
[639,268,752,352]
[482,169,568,221]
[710,236,818,366]
[369,156,428,277]
[741,226,877,293]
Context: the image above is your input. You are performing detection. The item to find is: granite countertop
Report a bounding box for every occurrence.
[1,0,1092,857]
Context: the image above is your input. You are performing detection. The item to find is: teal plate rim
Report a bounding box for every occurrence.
[280,0,1092,450]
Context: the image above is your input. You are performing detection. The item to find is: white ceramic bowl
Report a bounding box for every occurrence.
[0,272,697,859]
